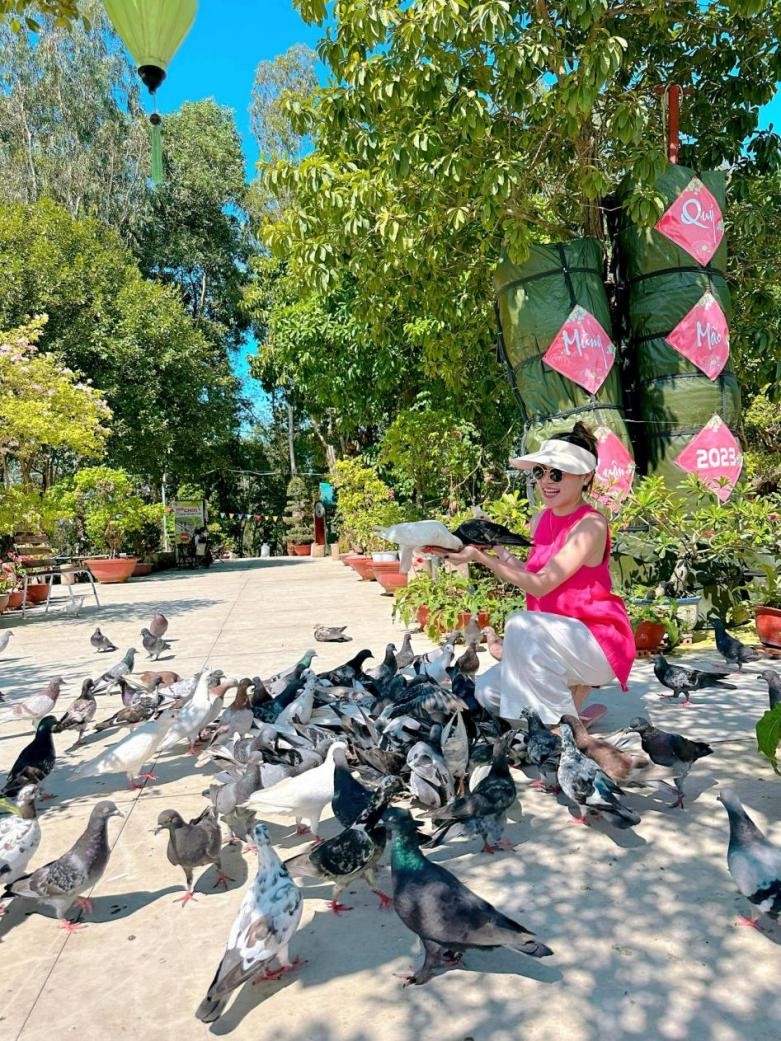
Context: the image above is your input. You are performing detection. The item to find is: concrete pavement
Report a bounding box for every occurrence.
[0,557,779,1041]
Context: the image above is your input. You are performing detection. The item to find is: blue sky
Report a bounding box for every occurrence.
[153,2,779,408]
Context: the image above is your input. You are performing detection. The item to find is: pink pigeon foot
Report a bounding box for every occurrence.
[482,838,515,853]
[174,890,197,906]
[40,791,56,801]
[295,823,311,836]
[137,772,157,782]
[213,871,234,890]
[679,700,694,708]
[188,744,198,756]
[76,897,93,914]
[373,889,394,910]
[393,970,418,985]
[58,919,86,933]
[327,899,353,915]
[254,958,304,983]
[242,843,258,854]
[737,915,760,929]
[568,816,589,826]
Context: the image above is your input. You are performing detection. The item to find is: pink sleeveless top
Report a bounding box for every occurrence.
[524,504,634,689]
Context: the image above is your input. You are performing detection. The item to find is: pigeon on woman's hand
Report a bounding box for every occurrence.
[2,801,122,931]
[195,822,303,1023]
[718,788,781,929]
[155,805,230,905]
[451,519,530,548]
[384,807,551,985]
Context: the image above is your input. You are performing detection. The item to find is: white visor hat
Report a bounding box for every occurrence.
[510,438,597,475]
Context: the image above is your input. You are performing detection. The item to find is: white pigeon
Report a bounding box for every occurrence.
[72,709,178,789]
[245,741,346,837]
[274,671,317,734]
[0,785,41,913]
[374,520,463,571]
[420,642,455,684]
[0,630,13,655]
[0,678,65,727]
[157,670,231,755]
[195,822,303,1023]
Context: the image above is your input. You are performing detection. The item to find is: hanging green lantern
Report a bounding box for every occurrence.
[103,0,198,184]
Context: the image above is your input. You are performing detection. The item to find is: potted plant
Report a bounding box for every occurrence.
[128,504,166,576]
[0,571,13,611]
[67,467,147,583]
[749,565,781,649]
[283,476,314,556]
[627,596,680,652]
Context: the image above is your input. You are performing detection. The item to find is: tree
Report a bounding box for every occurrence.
[0,1,82,32]
[0,2,149,238]
[0,317,110,486]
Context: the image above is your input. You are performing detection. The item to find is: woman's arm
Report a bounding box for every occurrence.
[440,513,608,598]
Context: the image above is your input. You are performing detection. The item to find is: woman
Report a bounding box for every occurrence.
[439,424,634,726]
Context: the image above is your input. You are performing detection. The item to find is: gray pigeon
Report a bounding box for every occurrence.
[206,755,262,843]
[2,801,122,930]
[522,709,561,791]
[140,627,171,661]
[195,822,303,1023]
[92,648,136,695]
[54,678,97,748]
[653,654,736,705]
[314,624,352,643]
[759,668,781,710]
[718,788,781,928]
[395,633,415,670]
[557,724,640,829]
[90,628,117,653]
[712,619,761,669]
[0,630,14,655]
[384,807,552,985]
[625,716,713,809]
[155,805,229,905]
[149,612,169,638]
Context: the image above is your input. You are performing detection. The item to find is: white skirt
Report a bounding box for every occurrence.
[475,610,617,725]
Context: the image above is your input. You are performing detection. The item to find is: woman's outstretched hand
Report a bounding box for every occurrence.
[422,545,481,564]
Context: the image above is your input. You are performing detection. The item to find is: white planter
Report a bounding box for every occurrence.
[372,551,398,562]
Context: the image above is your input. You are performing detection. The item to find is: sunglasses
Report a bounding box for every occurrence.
[531,465,564,483]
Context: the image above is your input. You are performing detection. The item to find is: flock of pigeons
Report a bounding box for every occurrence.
[0,607,780,1023]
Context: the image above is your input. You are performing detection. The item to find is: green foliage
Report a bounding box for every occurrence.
[748,564,781,612]
[625,596,680,648]
[283,474,314,545]
[393,567,524,638]
[64,465,152,556]
[483,490,532,538]
[0,1,83,34]
[331,456,408,553]
[756,705,781,775]
[0,482,74,537]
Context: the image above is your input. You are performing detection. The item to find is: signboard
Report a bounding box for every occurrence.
[665,291,729,380]
[174,500,205,541]
[655,177,724,265]
[592,428,635,511]
[542,305,616,395]
[674,415,743,502]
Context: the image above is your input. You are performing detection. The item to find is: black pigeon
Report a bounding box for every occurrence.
[712,619,760,669]
[2,715,58,797]
[452,519,530,548]
[285,777,400,912]
[653,654,737,706]
[625,716,713,809]
[523,710,561,791]
[90,627,117,653]
[333,755,378,828]
[54,679,97,747]
[318,648,373,686]
[365,643,398,689]
[252,669,311,724]
[718,787,781,927]
[384,807,552,985]
[427,735,517,852]
[155,806,230,905]
[314,624,352,643]
[452,640,479,680]
[249,675,271,708]
[759,668,781,710]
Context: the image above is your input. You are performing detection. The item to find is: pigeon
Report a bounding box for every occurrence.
[453,640,479,680]
[718,787,781,928]
[482,626,504,661]
[0,630,13,655]
[318,649,372,686]
[560,715,672,792]
[375,520,463,570]
[155,805,229,905]
[439,710,470,794]
[463,615,483,647]
[384,807,552,985]
[140,627,171,661]
[2,801,122,931]
[157,670,229,755]
[416,642,455,685]
[712,619,761,669]
[407,727,454,808]
[135,669,181,687]
[0,785,41,911]
[0,677,65,727]
[2,715,58,798]
[54,679,97,748]
[266,650,317,695]
[92,648,136,695]
[72,708,179,789]
[522,710,561,791]
[245,741,347,837]
[206,755,262,843]
[90,628,117,653]
[395,633,415,670]
[216,677,254,736]
[195,822,303,1023]
[366,643,398,688]
[759,669,781,710]
[653,654,736,706]
[94,679,164,733]
[427,735,518,852]
[314,624,352,643]
[286,776,400,913]
[149,612,169,638]
[332,746,380,827]
[451,518,530,548]
[557,724,641,829]
[624,716,713,809]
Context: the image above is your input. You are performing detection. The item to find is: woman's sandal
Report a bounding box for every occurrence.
[579,703,608,729]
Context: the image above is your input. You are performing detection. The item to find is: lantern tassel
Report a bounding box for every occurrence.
[150,112,163,185]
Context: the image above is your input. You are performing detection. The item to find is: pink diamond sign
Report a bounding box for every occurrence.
[655,177,724,265]
[543,305,616,395]
[665,291,730,380]
[592,428,635,510]
[674,415,743,502]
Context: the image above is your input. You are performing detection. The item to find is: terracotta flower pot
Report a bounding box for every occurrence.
[371,560,402,578]
[754,605,781,650]
[350,556,376,581]
[0,592,10,612]
[416,606,430,627]
[377,571,408,594]
[342,552,363,568]
[476,610,491,629]
[132,562,153,577]
[6,591,24,610]
[287,543,312,557]
[633,620,667,651]
[84,557,138,584]
[24,582,50,605]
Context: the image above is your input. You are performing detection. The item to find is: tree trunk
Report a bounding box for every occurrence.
[286,401,297,474]
[309,413,337,468]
